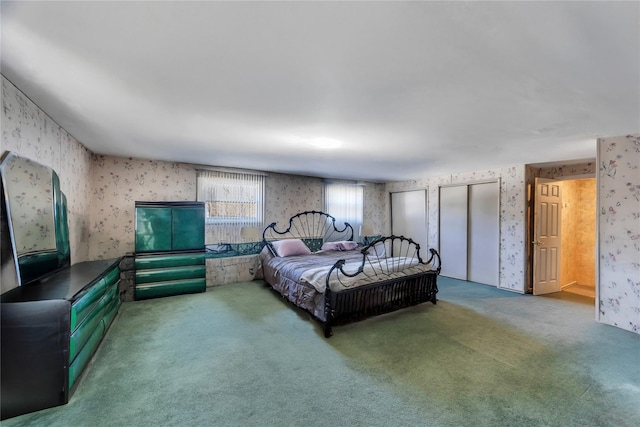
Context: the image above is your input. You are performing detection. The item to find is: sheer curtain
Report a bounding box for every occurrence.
[196,169,265,244]
[324,182,364,242]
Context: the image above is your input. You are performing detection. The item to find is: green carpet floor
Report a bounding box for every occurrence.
[3,277,639,426]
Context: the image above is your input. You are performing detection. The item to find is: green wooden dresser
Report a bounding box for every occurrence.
[134,201,206,300]
[0,259,121,419]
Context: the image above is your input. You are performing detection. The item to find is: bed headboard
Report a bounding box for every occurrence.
[262,210,354,252]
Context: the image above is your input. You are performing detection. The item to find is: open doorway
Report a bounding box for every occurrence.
[558,177,596,299]
[532,176,596,300]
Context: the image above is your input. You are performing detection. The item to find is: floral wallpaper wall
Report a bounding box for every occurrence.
[537,161,597,178]
[597,135,640,334]
[264,172,324,228]
[90,162,386,266]
[364,182,388,237]
[264,172,386,240]
[1,76,92,263]
[89,155,197,259]
[386,166,528,292]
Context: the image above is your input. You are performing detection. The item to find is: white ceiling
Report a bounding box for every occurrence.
[1,1,638,182]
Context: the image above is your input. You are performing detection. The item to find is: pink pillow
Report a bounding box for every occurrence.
[321,241,359,251]
[272,239,312,257]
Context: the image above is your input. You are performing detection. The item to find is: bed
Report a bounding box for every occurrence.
[260,210,441,337]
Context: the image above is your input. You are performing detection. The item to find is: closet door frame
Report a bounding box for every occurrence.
[438,179,501,286]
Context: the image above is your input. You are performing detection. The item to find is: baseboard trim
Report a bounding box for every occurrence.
[561,281,578,290]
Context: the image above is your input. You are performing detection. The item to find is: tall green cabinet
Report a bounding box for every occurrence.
[134,201,206,300]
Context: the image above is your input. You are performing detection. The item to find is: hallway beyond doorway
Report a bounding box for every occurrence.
[562,283,596,299]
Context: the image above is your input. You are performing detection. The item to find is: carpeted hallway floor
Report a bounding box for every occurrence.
[3,277,639,426]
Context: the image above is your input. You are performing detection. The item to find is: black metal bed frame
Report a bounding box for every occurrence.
[262,210,354,252]
[323,235,441,337]
[262,211,441,338]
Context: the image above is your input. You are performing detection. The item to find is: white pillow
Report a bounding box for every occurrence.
[271,239,312,257]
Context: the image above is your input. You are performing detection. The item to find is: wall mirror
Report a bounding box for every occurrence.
[0,151,70,289]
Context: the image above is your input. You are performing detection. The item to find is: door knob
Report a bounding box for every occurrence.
[532,240,543,246]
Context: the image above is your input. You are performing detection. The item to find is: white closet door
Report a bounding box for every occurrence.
[468,181,500,286]
[391,190,428,256]
[439,185,468,280]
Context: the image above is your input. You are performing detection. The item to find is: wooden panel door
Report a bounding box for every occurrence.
[533,178,562,295]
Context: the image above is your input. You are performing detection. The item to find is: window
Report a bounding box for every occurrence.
[324,181,364,241]
[197,169,265,243]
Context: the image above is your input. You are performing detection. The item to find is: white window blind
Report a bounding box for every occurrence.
[324,182,364,241]
[197,169,265,243]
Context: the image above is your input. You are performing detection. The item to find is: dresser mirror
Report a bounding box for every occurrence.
[0,151,70,289]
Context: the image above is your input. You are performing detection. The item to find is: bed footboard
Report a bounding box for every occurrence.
[323,236,441,337]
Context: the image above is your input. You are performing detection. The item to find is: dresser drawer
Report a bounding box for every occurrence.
[69,284,118,362]
[135,253,205,270]
[68,321,105,391]
[103,295,120,330]
[103,266,120,287]
[70,278,107,332]
[135,278,206,300]
[135,265,205,284]
[69,304,106,363]
[104,274,120,300]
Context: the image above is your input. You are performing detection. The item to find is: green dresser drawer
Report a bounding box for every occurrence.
[70,278,107,332]
[104,281,119,303]
[135,265,205,285]
[103,266,120,287]
[102,294,120,332]
[68,321,105,391]
[104,274,120,301]
[135,253,205,270]
[69,303,106,363]
[102,281,120,324]
[69,284,118,362]
[135,278,206,300]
